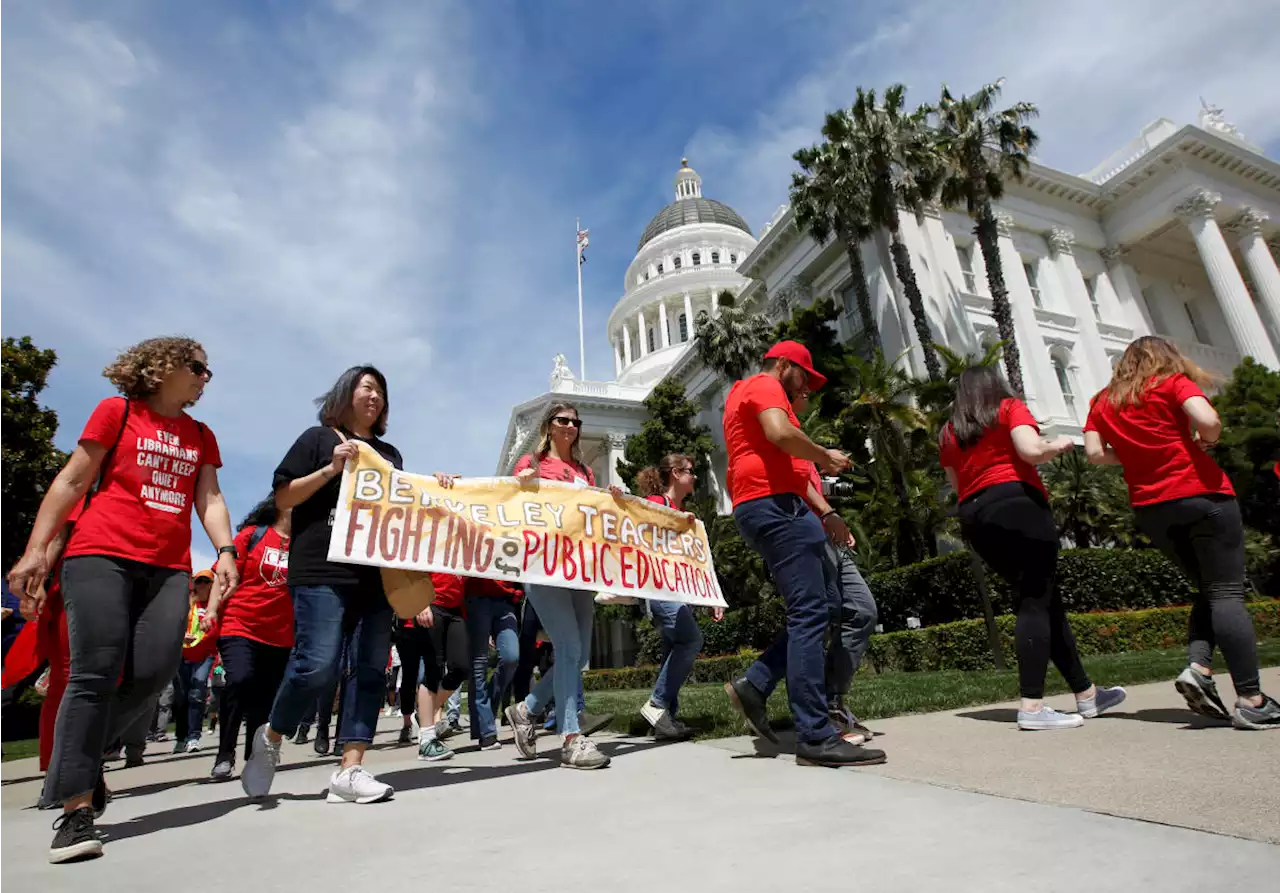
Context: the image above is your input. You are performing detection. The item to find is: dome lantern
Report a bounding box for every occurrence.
[674,157,702,200]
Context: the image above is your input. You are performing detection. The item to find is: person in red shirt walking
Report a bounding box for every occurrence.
[413,572,471,762]
[172,570,219,752]
[204,497,295,780]
[1084,336,1278,730]
[720,341,884,767]
[7,337,238,863]
[940,365,1126,730]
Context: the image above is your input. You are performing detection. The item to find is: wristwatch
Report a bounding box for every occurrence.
[217,545,238,559]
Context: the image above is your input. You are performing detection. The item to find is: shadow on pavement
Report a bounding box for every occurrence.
[96,792,326,844]
[1096,709,1230,729]
[956,708,1018,723]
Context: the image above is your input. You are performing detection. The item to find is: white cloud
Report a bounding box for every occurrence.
[689,0,1280,234]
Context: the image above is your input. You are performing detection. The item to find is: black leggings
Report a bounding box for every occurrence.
[43,556,190,805]
[216,636,291,762]
[430,606,469,692]
[395,623,439,708]
[1135,494,1260,697]
[960,483,1091,700]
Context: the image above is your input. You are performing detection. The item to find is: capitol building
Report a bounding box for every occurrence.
[497,105,1280,511]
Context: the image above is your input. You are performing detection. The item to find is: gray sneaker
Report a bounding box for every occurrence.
[240,726,281,799]
[210,757,234,781]
[418,736,453,762]
[504,702,537,760]
[1077,686,1127,718]
[560,736,610,770]
[1232,694,1280,731]
[1017,706,1084,731]
[1175,667,1230,720]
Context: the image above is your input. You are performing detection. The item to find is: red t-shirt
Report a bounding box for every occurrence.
[723,374,810,508]
[467,577,523,601]
[65,398,222,571]
[938,398,1046,502]
[182,602,219,663]
[217,525,294,649]
[803,464,824,514]
[645,494,675,508]
[1084,374,1234,506]
[430,572,467,611]
[514,453,596,487]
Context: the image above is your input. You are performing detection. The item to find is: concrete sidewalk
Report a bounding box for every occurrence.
[3,675,1278,892]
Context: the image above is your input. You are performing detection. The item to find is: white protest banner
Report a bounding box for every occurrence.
[327,443,727,611]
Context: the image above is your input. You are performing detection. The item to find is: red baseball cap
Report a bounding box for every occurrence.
[764,340,828,390]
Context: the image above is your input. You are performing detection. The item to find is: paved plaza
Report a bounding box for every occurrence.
[3,671,1277,892]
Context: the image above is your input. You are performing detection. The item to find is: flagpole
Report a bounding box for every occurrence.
[576,217,586,381]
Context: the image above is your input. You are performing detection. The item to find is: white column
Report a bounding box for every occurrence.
[622,324,633,366]
[1047,228,1111,396]
[658,301,670,348]
[683,291,694,342]
[613,338,623,377]
[1229,208,1280,355]
[637,309,649,357]
[1174,190,1279,369]
[1099,246,1153,335]
[919,203,980,356]
[605,433,628,488]
[995,212,1069,422]
[710,290,720,317]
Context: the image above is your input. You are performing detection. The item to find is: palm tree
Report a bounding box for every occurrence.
[839,85,942,380]
[929,78,1039,396]
[692,290,773,382]
[791,135,881,353]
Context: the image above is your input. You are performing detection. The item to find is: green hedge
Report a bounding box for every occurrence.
[867,548,1198,632]
[588,601,1279,690]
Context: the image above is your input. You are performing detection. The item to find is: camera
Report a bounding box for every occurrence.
[820,477,859,502]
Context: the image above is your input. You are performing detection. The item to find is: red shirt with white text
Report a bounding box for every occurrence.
[65,398,222,571]
[1084,374,1233,506]
[217,525,294,648]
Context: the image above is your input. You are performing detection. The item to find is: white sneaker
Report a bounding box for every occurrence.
[240,726,281,798]
[326,765,393,804]
[560,735,610,770]
[1017,706,1085,731]
[185,739,201,753]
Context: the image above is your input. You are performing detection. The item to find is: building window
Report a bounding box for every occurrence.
[673,256,682,270]
[656,262,663,275]
[679,312,689,342]
[711,250,720,264]
[1053,356,1076,422]
[692,252,701,266]
[1086,276,1101,321]
[647,327,656,352]
[730,253,737,264]
[644,271,650,281]
[1184,301,1209,344]
[840,281,859,318]
[958,245,977,293]
[1023,260,1042,308]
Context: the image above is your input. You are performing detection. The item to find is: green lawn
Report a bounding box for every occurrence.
[584,641,1280,741]
[6,642,1277,761]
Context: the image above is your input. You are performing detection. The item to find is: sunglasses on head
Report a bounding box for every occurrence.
[551,416,582,429]
[187,360,213,381]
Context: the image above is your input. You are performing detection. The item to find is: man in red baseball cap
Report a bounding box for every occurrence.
[720,340,885,767]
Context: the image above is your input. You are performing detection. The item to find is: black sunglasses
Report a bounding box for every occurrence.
[187,360,213,381]
[551,416,582,429]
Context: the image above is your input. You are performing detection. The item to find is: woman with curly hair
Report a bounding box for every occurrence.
[239,365,402,805]
[205,496,294,781]
[7,336,238,863]
[1085,336,1277,730]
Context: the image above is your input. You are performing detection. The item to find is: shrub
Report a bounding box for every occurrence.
[586,601,1280,689]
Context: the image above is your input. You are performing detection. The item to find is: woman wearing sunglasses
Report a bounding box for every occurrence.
[504,403,611,769]
[8,337,238,863]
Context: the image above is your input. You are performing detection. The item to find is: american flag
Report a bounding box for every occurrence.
[577,228,589,264]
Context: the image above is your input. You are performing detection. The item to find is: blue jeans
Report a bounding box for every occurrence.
[268,584,393,745]
[523,584,594,737]
[649,600,703,716]
[823,541,878,701]
[736,494,838,744]
[173,655,215,744]
[465,595,519,739]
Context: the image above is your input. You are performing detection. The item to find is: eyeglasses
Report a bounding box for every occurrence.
[551,416,582,429]
[675,467,695,477]
[187,360,213,381]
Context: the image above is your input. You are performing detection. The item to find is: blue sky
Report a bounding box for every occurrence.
[4,0,1278,569]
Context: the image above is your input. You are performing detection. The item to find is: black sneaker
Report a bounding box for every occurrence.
[313,726,330,756]
[1175,667,1231,720]
[479,734,502,751]
[124,752,145,770]
[1232,694,1280,730]
[92,769,110,819]
[293,725,311,746]
[795,736,887,768]
[397,726,413,746]
[49,808,103,864]
[724,678,777,743]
